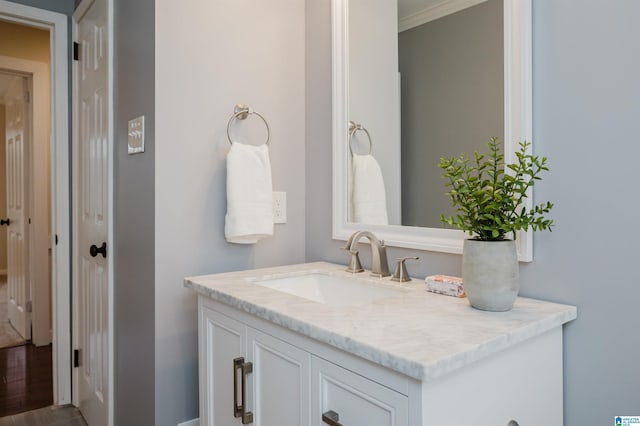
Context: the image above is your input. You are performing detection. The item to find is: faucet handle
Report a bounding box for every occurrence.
[343,248,364,273]
[391,257,419,282]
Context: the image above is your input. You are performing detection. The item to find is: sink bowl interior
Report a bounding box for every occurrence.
[252,272,403,307]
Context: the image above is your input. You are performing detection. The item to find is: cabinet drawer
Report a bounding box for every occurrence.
[312,356,408,426]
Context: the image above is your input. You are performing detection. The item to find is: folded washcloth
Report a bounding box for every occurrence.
[225,142,274,244]
[349,153,389,225]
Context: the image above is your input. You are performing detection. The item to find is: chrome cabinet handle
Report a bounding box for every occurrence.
[322,410,343,426]
[233,357,254,424]
[233,358,241,417]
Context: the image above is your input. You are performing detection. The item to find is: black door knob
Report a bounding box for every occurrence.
[0,218,10,226]
[89,242,107,258]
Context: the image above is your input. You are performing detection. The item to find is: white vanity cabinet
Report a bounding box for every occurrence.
[198,297,408,426]
[188,262,576,426]
[199,300,310,426]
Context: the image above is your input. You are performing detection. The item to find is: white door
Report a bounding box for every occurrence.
[4,75,30,341]
[76,0,109,424]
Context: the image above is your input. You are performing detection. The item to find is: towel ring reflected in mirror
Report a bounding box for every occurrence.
[227,103,271,146]
[348,120,372,155]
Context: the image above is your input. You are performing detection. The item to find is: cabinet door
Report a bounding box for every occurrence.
[199,303,245,426]
[247,327,311,426]
[312,356,408,426]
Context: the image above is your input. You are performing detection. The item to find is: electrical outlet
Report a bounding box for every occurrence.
[273,192,287,224]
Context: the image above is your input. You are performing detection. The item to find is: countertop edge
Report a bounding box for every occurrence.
[420,306,577,381]
[185,275,577,381]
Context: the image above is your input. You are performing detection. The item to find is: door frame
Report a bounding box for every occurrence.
[0,61,48,345]
[0,0,71,405]
[72,0,114,424]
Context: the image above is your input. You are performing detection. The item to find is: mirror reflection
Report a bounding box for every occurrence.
[347,0,504,228]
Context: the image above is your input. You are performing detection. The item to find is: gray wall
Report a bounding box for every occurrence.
[528,0,640,422]
[155,1,306,424]
[306,0,640,424]
[113,0,155,424]
[398,0,503,228]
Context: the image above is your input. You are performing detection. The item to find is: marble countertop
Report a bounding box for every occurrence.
[185,262,577,381]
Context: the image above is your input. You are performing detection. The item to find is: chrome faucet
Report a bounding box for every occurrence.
[342,231,390,278]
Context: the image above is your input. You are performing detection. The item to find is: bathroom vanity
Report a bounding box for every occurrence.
[185,262,576,426]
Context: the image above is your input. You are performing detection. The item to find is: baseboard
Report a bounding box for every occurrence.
[178,418,199,426]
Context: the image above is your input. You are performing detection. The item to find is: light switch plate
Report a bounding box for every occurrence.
[128,115,145,154]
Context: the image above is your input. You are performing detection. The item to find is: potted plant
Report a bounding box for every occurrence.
[439,138,553,311]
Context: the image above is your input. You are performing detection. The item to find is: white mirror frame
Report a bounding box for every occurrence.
[332,0,533,261]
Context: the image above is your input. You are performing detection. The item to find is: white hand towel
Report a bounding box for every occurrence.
[225,142,274,244]
[349,153,389,225]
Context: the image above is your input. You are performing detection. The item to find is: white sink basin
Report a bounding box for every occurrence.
[252,272,403,307]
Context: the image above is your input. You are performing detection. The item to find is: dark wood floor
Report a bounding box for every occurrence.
[0,405,86,426]
[0,344,52,418]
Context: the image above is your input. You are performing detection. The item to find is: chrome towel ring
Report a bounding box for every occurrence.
[348,120,372,155]
[227,103,271,146]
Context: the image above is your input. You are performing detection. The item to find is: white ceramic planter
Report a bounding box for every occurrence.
[462,239,519,311]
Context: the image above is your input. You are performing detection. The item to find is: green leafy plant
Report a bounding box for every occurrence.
[438,137,553,241]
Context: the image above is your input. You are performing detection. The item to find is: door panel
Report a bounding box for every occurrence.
[247,327,311,426]
[76,0,109,424]
[4,75,29,341]
[199,304,245,426]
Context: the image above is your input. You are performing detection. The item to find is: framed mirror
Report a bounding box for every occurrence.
[332,0,533,261]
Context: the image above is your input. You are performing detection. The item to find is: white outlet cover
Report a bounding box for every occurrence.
[128,115,145,154]
[273,191,287,224]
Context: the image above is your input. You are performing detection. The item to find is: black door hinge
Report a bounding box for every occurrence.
[73,349,80,368]
[55,234,58,245]
[73,42,79,61]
